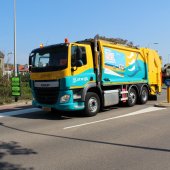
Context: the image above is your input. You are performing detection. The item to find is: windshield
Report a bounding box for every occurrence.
[30,45,68,72]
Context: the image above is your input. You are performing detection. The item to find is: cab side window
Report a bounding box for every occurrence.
[71,46,87,67]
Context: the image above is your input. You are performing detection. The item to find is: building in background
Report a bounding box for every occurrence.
[17,64,29,75]
[4,64,29,76]
[0,51,4,74]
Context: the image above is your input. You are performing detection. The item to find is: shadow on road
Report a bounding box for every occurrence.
[13,110,77,120]
[0,122,170,154]
[0,105,32,114]
[0,140,37,170]
[12,107,121,120]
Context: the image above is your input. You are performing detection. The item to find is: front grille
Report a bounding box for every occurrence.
[34,87,59,104]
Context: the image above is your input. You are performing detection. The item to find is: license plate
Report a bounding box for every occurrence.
[42,107,51,112]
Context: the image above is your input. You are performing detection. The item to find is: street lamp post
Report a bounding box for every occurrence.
[14,0,17,77]
[13,0,19,102]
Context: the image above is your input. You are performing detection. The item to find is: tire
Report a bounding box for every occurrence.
[139,87,148,104]
[84,92,100,117]
[127,88,137,107]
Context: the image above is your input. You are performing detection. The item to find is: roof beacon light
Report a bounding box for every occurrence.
[65,38,69,44]
[40,44,44,48]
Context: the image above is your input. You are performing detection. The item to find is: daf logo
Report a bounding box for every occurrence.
[41,84,50,87]
[34,81,59,88]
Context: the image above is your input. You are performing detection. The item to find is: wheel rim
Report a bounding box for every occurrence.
[88,97,98,113]
[129,91,136,104]
[142,89,147,101]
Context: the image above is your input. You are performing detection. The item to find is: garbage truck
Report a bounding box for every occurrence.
[29,35,162,116]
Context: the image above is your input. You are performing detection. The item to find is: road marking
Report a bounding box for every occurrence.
[0,108,41,118]
[63,107,166,130]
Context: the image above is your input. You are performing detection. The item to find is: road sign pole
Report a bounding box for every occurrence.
[14,0,17,77]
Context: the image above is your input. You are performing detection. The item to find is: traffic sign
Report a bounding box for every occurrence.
[164,79,170,87]
[11,76,21,96]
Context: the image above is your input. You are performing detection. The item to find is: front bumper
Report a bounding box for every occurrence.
[32,90,85,111]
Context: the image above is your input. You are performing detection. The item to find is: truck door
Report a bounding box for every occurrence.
[70,44,95,88]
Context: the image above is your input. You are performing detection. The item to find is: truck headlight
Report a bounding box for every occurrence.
[60,94,70,103]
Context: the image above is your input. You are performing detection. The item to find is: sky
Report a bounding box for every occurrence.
[0,0,170,65]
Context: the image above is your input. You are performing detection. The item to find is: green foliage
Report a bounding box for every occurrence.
[20,81,32,100]
[0,73,32,105]
[0,74,12,104]
[20,73,30,82]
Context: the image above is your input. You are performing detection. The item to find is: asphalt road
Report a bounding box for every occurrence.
[0,89,170,170]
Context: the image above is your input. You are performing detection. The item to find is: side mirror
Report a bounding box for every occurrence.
[29,52,35,72]
[76,47,83,60]
[29,65,32,72]
[71,46,84,71]
[76,60,83,67]
[71,60,83,72]
[29,54,33,72]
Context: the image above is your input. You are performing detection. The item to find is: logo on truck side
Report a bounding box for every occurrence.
[73,77,88,83]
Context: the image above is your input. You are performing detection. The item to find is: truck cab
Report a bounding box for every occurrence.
[29,42,97,115]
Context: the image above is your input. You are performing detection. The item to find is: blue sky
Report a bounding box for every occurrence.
[0,0,170,64]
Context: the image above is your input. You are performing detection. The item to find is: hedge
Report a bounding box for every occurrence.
[0,72,32,105]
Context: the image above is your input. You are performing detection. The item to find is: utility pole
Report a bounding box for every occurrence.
[14,0,17,77]
[13,0,20,102]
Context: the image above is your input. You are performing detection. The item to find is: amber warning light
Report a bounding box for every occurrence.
[65,38,69,44]
[40,44,44,48]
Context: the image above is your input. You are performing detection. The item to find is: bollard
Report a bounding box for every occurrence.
[168,87,170,103]
[165,79,170,103]
[154,79,170,107]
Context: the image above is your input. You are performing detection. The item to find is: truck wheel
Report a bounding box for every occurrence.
[139,87,148,104]
[84,92,100,117]
[127,88,137,107]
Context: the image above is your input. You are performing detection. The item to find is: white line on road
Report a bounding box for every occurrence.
[63,107,166,130]
[0,108,41,118]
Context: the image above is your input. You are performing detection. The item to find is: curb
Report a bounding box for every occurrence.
[154,101,170,108]
[0,100,32,108]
